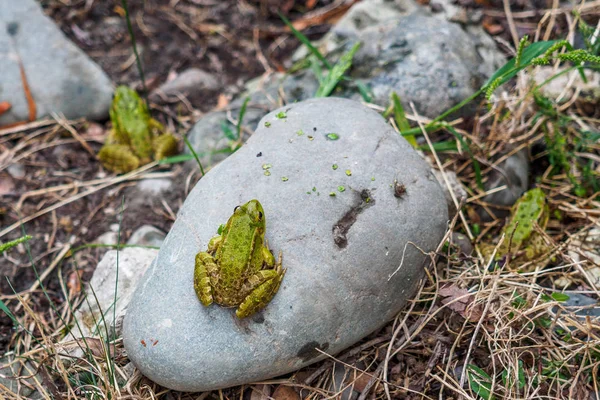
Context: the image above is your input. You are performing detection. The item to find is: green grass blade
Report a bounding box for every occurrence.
[391,92,417,147]
[183,136,206,176]
[279,12,332,69]
[236,97,250,140]
[221,121,237,141]
[0,297,16,325]
[355,80,373,103]
[315,42,361,97]
[484,41,557,88]
[418,140,458,152]
[0,235,31,254]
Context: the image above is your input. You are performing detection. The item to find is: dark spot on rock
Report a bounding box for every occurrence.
[7,22,19,36]
[297,341,329,362]
[256,152,262,157]
[394,180,407,198]
[252,313,265,324]
[313,127,317,132]
[332,189,375,248]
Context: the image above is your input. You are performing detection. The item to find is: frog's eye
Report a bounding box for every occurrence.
[258,211,263,220]
[234,206,241,212]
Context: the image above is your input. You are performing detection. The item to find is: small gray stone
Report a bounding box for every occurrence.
[123,98,448,391]
[7,163,25,179]
[150,68,220,103]
[64,248,157,348]
[136,178,173,196]
[551,293,600,321]
[0,0,113,124]
[94,231,118,246]
[451,232,473,257]
[0,354,39,398]
[127,225,166,248]
[481,150,530,221]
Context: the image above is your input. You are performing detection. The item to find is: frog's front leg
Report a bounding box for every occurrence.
[194,252,218,306]
[236,262,286,318]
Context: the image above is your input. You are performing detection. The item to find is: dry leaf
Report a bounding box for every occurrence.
[272,385,300,400]
[438,284,483,322]
[350,373,371,392]
[67,270,83,294]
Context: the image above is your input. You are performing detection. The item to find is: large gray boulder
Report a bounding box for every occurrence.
[0,0,113,125]
[186,1,503,168]
[123,98,448,391]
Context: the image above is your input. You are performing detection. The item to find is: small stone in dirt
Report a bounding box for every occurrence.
[127,225,166,248]
[123,98,447,391]
[93,231,118,246]
[0,354,40,399]
[450,232,473,256]
[137,178,173,196]
[0,0,113,124]
[480,150,529,221]
[7,164,25,179]
[150,68,219,104]
[62,248,158,355]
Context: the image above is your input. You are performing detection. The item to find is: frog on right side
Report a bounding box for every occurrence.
[484,188,551,270]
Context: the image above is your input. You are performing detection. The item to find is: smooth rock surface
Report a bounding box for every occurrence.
[124,98,448,391]
[0,0,113,124]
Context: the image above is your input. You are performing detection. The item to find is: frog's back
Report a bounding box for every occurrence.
[213,216,261,305]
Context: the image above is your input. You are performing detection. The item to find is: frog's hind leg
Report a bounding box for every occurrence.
[236,266,286,319]
[98,144,140,174]
[194,252,218,306]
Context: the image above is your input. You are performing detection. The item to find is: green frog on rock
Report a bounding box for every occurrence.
[98,86,178,173]
[194,199,286,318]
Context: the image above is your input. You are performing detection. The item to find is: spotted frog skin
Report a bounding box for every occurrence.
[485,188,551,270]
[194,200,286,318]
[98,86,177,173]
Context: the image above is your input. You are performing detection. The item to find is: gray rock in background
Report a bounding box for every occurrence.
[62,248,158,354]
[124,98,448,391]
[127,225,166,248]
[186,0,503,168]
[186,71,319,167]
[480,150,530,221]
[0,0,113,125]
[150,68,220,103]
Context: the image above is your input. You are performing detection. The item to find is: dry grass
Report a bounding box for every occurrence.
[2,2,600,400]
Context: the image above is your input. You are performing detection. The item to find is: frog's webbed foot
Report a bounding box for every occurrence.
[98,144,140,173]
[194,252,218,307]
[236,261,286,318]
